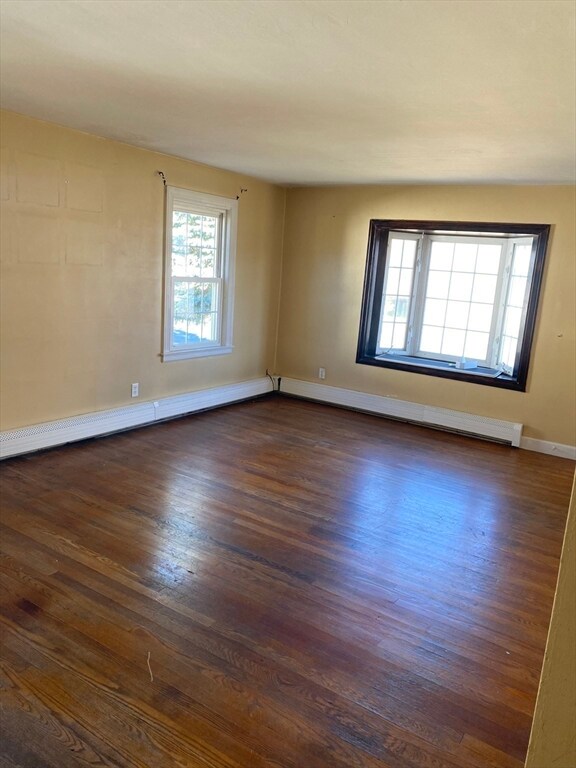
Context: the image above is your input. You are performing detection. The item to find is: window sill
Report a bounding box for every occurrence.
[162,345,233,362]
[356,353,523,390]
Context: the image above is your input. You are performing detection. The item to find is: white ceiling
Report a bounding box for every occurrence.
[1,0,575,185]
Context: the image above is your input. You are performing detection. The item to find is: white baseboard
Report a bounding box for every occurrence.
[279,378,573,457]
[0,377,272,459]
[519,437,576,461]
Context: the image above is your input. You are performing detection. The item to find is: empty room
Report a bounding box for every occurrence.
[0,1,575,767]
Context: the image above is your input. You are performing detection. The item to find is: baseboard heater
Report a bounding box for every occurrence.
[280,378,523,447]
[0,378,272,459]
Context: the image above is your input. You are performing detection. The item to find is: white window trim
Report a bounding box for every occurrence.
[163,187,237,362]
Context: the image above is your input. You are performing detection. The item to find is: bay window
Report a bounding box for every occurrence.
[357,220,550,390]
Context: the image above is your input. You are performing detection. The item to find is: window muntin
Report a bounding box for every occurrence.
[357,221,550,390]
[163,187,237,361]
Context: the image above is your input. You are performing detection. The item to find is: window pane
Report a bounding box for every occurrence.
[202,284,216,313]
[389,238,403,267]
[200,247,217,277]
[385,267,401,294]
[445,301,469,329]
[379,322,394,349]
[464,331,489,360]
[398,268,413,295]
[402,240,417,268]
[501,336,511,367]
[383,296,397,320]
[426,271,450,299]
[172,212,187,256]
[504,306,522,337]
[201,216,217,249]
[392,323,407,348]
[420,325,443,354]
[442,328,465,357]
[501,335,518,370]
[188,214,203,246]
[201,313,218,343]
[173,281,188,321]
[449,272,474,301]
[508,276,527,307]
[513,244,532,277]
[172,240,186,256]
[395,297,410,322]
[430,241,453,271]
[471,274,497,303]
[476,244,501,274]
[171,253,186,275]
[172,212,188,274]
[452,243,477,272]
[468,302,493,332]
[187,246,203,275]
[423,298,447,326]
[172,210,187,228]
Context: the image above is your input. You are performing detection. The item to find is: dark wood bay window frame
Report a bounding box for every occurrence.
[356,220,551,391]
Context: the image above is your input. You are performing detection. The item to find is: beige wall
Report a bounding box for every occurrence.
[1,112,575,447]
[525,473,576,768]
[0,111,285,430]
[277,185,576,444]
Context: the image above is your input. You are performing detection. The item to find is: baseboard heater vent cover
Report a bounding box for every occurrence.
[0,378,271,459]
[280,378,523,447]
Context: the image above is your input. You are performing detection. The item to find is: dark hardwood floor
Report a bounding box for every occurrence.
[0,395,573,768]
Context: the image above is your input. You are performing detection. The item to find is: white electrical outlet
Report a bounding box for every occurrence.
[318,367,326,380]
[131,383,139,398]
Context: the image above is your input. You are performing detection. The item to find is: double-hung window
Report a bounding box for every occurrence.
[163,187,237,361]
[357,220,550,390]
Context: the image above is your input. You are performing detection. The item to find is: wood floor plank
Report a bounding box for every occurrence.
[0,396,573,767]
